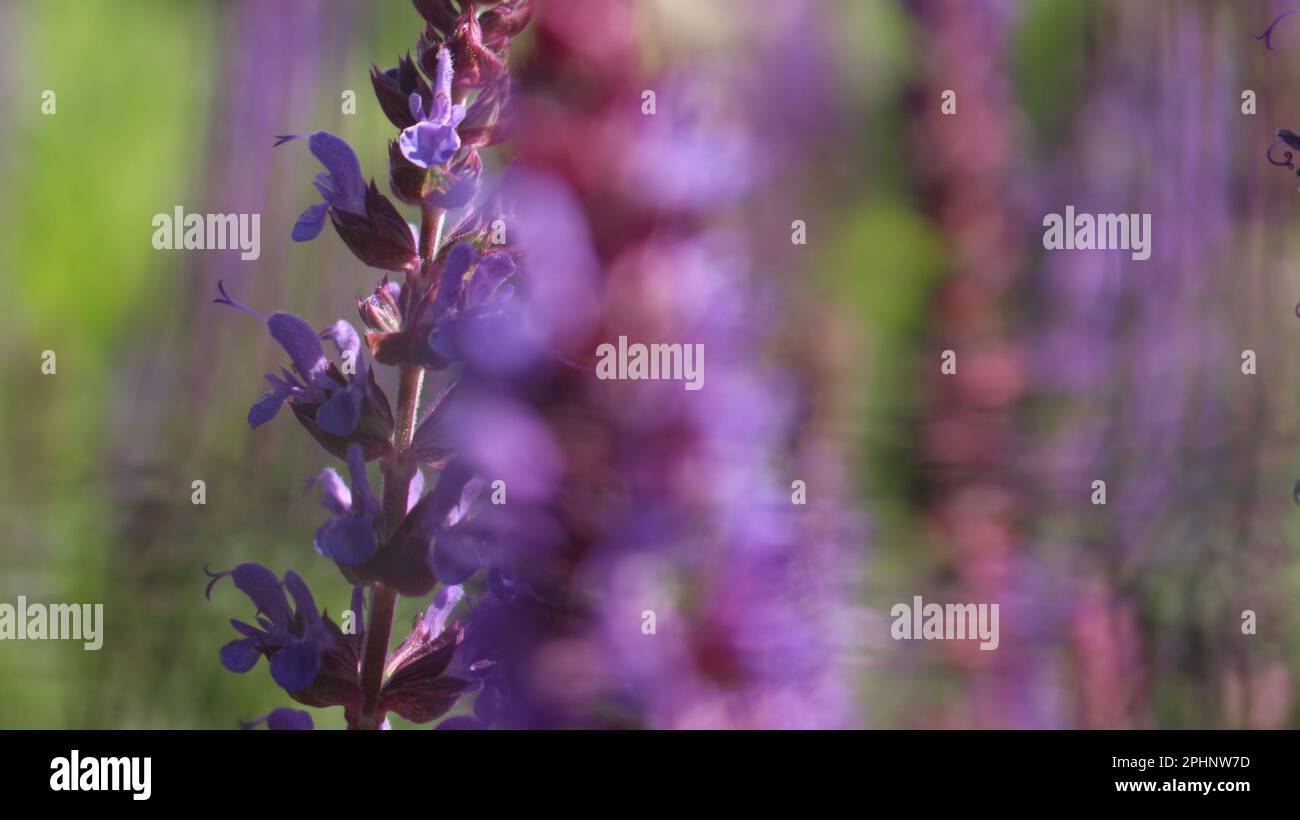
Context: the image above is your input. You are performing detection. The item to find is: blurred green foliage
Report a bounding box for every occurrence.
[1,0,1297,730]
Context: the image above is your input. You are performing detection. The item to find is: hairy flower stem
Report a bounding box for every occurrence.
[420,206,447,268]
[354,581,397,729]
[352,205,445,730]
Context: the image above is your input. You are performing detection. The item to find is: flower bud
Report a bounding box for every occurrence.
[330,181,420,273]
[411,0,460,37]
[388,139,439,204]
[426,149,483,210]
[459,75,514,148]
[420,8,505,100]
[370,54,433,130]
[479,0,534,49]
[358,279,403,334]
[364,328,449,369]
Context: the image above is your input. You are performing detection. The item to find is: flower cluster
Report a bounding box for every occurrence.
[404,0,865,728]
[208,0,532,730]
[209,0,861,730]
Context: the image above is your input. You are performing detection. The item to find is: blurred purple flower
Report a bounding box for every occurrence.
[425,242,519,364]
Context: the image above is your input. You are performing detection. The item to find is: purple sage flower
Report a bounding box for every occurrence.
[309,444,383,565]
[206,563,365,707]
[398,48,466,169]
[276,131,367,241]
[208,0,538,730]
[214,282,395,460]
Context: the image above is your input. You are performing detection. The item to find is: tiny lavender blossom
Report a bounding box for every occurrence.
[400,49,467,168]
[208,0,533,730]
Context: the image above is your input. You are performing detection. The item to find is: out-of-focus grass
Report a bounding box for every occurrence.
[0,0,441,729]
[0,0,216,729]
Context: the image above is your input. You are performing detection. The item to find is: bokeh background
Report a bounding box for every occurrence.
[2,0,1300,728]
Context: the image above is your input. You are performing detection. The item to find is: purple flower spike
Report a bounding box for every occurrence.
[277,132,368,241]
[239,708,315,730]
[398,49,467,168]
[210,0,533,731]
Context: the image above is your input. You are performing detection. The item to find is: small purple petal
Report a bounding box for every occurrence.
[269,639,321,692]
[424,460,475,530]
[434,48,454,108]
[399,120,462,168]
[407,468,425,514]
[307,132,366,210]
[432,526,482,585]
[220,638,262,673]
[465,252,516,307]
[239,707,314,730]
[319,516,379,565]
[248,385,290,428]
[265,708,314,730]
[283,571,320,623]
[292,202,329,242]
[424,584,464,637]
[345,444,377,513]
[310,467,352,516]
[231,563,292,627]
[317,383,363,437]
[269,313,329,382]
[433,242,475,314]
[230,619,261,638]
[322,320,362,364]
